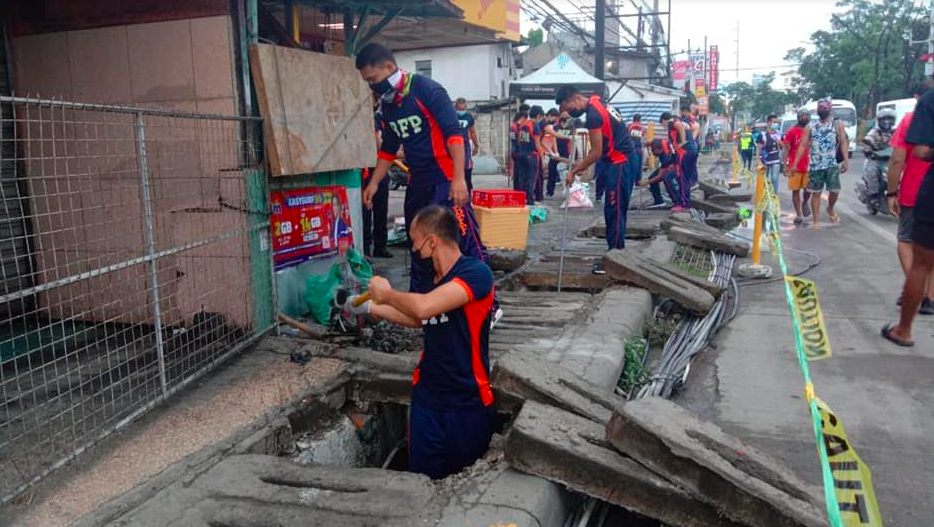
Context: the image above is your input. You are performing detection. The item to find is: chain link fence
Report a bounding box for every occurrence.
[0,95,274,502]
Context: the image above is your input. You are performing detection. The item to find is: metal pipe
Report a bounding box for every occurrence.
[135,112,168,398]
[0,95,261,121]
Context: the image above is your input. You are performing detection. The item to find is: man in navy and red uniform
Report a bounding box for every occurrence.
[348,205,495,479]
[362,108,392,258]
[514,110,542,205]
[661,111,692,211]
[638,138,681,205]
[356,44,499,323]
[454,97,479,192]
[557,85,637,251]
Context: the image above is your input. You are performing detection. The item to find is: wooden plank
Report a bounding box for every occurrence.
[249,43,376,176]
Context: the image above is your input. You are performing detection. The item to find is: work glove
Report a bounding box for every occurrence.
[344,295,371,316]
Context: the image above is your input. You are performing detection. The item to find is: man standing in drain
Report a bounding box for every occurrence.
[355,43,500,326]
[557,85,637,252]
[347,205,495,479]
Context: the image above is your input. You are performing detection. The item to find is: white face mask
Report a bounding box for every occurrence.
[379,70,404,101]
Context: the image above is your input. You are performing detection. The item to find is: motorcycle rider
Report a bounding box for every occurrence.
[860,109,896,212]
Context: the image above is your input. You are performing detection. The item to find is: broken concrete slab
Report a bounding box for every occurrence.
[668,225,750,257]
[489,249,528,272]
[692,197,738,215]
[704,212,740,231]
[506,401,748,527]
[516,256,611,291]
[603,250,715,315]
[582,214,661,239]
[606,397,826,527]
[698,179,728,198]
[109,454,441,526]
[492,349,617,423]
[544,287,652,390]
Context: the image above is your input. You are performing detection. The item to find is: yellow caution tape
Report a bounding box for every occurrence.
[804,382,815,402]
[815,397,884,527]
[784,276,833,360]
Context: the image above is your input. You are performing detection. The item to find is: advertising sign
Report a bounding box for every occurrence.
[270,186,355,269]
[708,45,720,93]
[672,60,692,83]
[451,0,521,42]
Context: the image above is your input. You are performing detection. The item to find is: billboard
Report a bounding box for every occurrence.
[451,0,521,42]
[270,186,355,269]
[708,45,720,93]
[672,60,692,83]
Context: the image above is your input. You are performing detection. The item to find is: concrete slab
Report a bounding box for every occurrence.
[506,401,747,527]
[606,397,826,527]
[693,197,739,215]
[668,225,751,257]
[489,249,528,272]
[698,179,729,198]
[545,287,653,390]
[604,250,716,315]
[106,455,440,526]
[492,349,618,423]
[705,212,741,231]
[582,213,663,239]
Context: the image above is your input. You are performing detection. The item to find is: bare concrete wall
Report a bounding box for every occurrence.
[10,15,252,328]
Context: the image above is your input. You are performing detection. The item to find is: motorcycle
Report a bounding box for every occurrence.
[855,146,892,215]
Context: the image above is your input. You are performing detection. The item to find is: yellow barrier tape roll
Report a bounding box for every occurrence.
[784,276,833,360]
[815,397,884,527]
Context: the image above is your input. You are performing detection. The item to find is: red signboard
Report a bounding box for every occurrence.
[270,186,355,269]
[708,45,719,93]
[672,60,691,83]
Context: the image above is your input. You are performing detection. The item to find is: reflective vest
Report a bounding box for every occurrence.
[739,132,752,150]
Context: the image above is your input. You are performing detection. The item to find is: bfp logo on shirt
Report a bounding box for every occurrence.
[389,115,423,138]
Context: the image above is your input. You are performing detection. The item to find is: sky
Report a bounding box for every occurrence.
[521,0,847,87]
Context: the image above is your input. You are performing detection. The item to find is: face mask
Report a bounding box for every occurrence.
[370,69,402,97]
[414,236,435,269]
[770,123,780,131]
[817,110,830,119]
[798,118,809,126]
[456,110,467,118]
[568,107,585,118]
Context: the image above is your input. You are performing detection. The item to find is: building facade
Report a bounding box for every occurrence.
[394,42,516,101]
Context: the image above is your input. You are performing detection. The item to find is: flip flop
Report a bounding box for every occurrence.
[881,324,914,347]
[829,211,841,223]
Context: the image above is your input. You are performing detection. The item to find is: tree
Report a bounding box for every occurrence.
[527,28,543,47]
[786,0,928,116]
[708,93,726,115]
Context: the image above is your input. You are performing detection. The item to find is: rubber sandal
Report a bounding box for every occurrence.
[829,211,841,223]
[881,324,914,347]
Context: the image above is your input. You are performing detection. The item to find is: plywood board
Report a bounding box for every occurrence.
[249,44,376,176]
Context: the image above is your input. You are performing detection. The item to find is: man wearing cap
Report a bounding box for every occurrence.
[782,108,812,225]
[793,99,849,229]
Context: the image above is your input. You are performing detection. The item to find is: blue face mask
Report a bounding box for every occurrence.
[770,123,780,132]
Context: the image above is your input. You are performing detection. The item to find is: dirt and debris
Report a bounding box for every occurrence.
[356,321,423,354]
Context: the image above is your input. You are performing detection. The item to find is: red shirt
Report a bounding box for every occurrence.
[782,125,809,173]
[891,111,931,207]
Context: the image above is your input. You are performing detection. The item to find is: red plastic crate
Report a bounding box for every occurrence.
[472,189,526,208]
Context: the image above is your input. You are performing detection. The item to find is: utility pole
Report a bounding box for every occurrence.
[595,0,606,79]
[734,20,740,82]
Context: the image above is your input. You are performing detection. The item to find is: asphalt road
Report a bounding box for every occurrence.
[681,152,934,527]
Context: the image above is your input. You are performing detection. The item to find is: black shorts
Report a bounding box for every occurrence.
[898,206,916,243]
[910,218,934,250]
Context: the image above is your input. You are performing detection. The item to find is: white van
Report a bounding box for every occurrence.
[779,112,798,135]
[804,99,858,157]
[876,98,917,127]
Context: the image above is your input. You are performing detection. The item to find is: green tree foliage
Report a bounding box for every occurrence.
[786,0,928,116]
[708,93,726,115]
[527,28,544,47]
[723,77,794,127]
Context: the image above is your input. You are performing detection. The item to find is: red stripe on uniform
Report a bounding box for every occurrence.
[589,95,627,164]
[415,98,454,180]
[447,135,464,146]
[462,290,495,407]
[378,151,396,162]
[412,349,424,386]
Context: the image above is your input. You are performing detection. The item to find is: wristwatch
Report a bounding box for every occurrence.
[886,191,898,197]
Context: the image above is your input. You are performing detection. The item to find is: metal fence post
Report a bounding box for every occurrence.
[135,111,168,397]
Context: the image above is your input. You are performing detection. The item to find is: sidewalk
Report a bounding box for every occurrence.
[679,155,934,526]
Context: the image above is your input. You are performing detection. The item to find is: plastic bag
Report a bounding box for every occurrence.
[561,179,594,209]
[304,264,343,325]
[346,248,373,287]
[529,206,549,224]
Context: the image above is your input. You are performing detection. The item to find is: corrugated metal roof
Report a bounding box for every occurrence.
[611,100,675,125]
